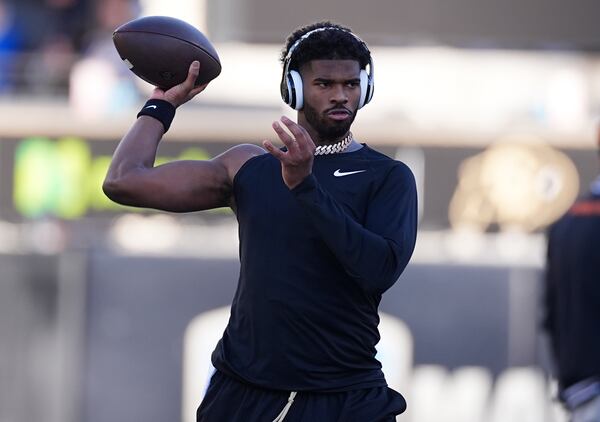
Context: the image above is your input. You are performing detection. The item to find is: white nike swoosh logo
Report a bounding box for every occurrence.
[333,169,366,177]
[145,105,157,109]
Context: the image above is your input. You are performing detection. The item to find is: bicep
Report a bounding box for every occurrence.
[104,158,232,212]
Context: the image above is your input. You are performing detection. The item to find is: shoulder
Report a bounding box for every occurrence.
[388,160,415,181]
[360,146,414,183]
[549,193,598,232]
[215,143,267,182]
[360,144,394,161]
[377,161,416,197]
[220,143,266,161]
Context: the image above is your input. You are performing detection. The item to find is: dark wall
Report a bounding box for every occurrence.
[0,254,61,422]
[207,0,600,50]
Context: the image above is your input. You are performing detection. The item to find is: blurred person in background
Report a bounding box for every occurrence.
[103,21,417,422]
[543,124,600,422]
[16,0,87,94]
[69,0,140,117]
[80,0,139,67]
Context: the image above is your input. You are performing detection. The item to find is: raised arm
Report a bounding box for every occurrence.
[103,61,265,212]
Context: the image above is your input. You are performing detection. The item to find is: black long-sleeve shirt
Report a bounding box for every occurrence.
[544,183,600,391]
[211,145,417,392]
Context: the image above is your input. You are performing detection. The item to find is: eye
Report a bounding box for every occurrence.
[347,81,360,88]
[317,81,329,88]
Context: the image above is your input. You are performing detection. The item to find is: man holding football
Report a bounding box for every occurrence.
[104,21,417,421]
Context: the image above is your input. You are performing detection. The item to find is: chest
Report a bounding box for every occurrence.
[235,157,377,232]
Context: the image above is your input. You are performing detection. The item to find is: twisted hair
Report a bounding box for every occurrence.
[280,21,370,71]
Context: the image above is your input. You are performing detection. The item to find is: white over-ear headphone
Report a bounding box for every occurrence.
[280,27,375,110]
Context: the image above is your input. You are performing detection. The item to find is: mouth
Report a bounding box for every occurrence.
[326,108,352,121]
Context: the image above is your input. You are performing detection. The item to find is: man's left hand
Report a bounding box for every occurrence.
[263,116,316,189]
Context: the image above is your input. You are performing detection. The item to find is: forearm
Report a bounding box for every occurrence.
[292,174,417,294]
[108,63,198,181]
[106,116,164,180]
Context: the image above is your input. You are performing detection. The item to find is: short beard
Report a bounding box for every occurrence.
[303,102,356,143]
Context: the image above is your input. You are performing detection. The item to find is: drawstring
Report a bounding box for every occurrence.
[272,391,297,422]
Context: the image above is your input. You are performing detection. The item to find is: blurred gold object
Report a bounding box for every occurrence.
[449,135,579,232]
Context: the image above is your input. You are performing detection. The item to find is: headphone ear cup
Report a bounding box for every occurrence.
[288,70,304,110]
[280,71,291,105]
[358,69,368,109]
[358,69,375,109]
[366,72,374,105]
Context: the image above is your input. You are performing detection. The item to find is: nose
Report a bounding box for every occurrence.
[330,84,348,104]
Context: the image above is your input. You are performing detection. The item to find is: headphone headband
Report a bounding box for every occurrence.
[280,26,375,110]
[283,27,371,73]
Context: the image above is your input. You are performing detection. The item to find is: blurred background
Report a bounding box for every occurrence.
[1,0,599,421]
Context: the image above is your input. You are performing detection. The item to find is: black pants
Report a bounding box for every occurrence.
[197,370,407,422]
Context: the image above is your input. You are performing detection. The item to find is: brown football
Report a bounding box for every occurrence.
[112,16,221,90]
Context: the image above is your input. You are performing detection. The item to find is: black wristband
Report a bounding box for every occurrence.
[136,99,176,133]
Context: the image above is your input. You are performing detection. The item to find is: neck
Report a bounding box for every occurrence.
[311,131,350,148]
[318,133,350,146]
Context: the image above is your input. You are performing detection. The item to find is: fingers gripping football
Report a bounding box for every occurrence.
[151,61,209,107]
